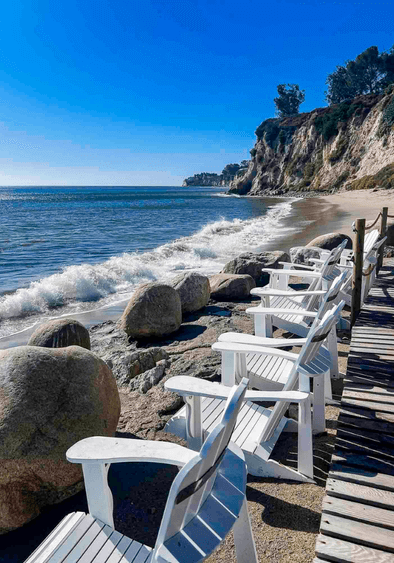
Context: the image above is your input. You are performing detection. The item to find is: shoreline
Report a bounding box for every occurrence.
[3,187,393,560]
[1,188,392,350]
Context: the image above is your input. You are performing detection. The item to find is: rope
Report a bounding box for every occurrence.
[365,212,382,231]
[362,263,376,277]
[387,213,394,218]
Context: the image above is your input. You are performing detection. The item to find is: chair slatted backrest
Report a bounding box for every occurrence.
[300,241,347,310]
[259,302,345,443]
[152,378,249,562]
[313,271,348,322]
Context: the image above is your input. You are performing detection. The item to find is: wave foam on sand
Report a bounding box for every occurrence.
[0,200,295,338]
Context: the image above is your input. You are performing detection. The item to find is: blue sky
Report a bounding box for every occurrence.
[0,0,393,186]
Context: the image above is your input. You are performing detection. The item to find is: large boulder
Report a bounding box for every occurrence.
[169,272,210,314]
[28,318,91,349]
[0,345,120,534]
[306,232,352,251]
[119,282,182,339]
[222,251,290,287]
[209,273,255,301]
[290,232,352,265]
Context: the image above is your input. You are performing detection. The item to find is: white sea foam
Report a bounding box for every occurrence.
[0,199,295,337]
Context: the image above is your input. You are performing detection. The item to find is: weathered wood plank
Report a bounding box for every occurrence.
[350,342,394,351]
[322,496,394,530]
[330,464,394,492]
[342,389,394,404]
[339,406,394,424]
[343,379,394,395]
[335,437,394,462]
[351,333,394,341]
[337,426,394,449]
[326,478,394,509]
[340,398,394,414]
[320,513,394,551]
[345,360,394,375]
[332,451,394,477]
[338,414,394,434]
[315,536,394,563]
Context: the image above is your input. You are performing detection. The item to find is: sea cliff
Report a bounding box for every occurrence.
[229,88,394,196]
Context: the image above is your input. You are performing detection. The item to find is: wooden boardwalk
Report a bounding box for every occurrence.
[315,259,394,563]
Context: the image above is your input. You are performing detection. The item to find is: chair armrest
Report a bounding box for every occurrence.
[165,376,309,404]
[246,306,318,318]
[280,262,317,270]
[251,288,326,297]
[262,268,323,279]
[67,437,196,467]
[218,332,308,347]
[212,341,299,361]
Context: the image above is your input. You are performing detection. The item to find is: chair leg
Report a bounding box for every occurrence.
[312,374,326,434]
[298,397,313,479]
[327,328,339,379]
[221,351,236,387]
[233,498,258,563]
[254,313,272,337]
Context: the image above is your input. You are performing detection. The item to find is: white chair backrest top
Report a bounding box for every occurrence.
[260,302,345,442]
[153,378,249,559]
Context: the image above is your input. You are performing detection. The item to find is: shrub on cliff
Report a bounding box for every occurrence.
[326,45,394,105]
[274,84,305,118]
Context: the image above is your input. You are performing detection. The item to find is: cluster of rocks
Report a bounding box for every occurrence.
[0,232,351,534]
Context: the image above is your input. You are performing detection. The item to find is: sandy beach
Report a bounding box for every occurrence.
[320,188,394,238]
[2,187,394,563]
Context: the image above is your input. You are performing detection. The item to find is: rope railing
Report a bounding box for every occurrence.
[362,262,376,277]
[365,212,382,231]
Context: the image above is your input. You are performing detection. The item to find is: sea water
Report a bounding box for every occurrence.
[0,186,300,342]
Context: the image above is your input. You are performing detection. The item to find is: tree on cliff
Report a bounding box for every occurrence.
[325,45,394,104]
[274,84,305,118]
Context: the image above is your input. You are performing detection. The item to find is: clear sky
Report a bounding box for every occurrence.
[0,0,393,186]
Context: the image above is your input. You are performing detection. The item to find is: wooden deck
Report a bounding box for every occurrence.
[315,259,394,563]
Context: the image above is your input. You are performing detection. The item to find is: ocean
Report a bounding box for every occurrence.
[0,186,313,346]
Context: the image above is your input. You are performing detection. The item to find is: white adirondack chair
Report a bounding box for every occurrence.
[289,229,380,266]
[165,307,343,482]
[212,302,345,436]
[247,244,348,339]
[265,240,348,294]
[218,272,349,402]
[25,378,258,563]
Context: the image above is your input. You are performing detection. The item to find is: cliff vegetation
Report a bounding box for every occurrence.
[229,87,394,196]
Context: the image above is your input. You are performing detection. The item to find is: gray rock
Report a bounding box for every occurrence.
[0,345,120,534]
[306,232,352,251]
[169,272,210,314]
[209,273,256,300]
[112,347,169,386]
[290,232,352,265]
[119,282,182,339]
[28,318,91,349]
[222,251,290,286]
[127,359,169,393]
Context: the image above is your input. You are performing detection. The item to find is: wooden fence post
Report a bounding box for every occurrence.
[377,206,388,272]
[351,218,365,328]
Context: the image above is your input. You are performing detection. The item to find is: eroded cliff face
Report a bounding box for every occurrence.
[229,89,394,196]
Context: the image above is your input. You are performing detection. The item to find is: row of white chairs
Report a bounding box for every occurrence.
[26,236,384,563]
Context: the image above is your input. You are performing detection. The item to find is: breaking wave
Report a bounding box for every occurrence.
[0,199,295,338]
